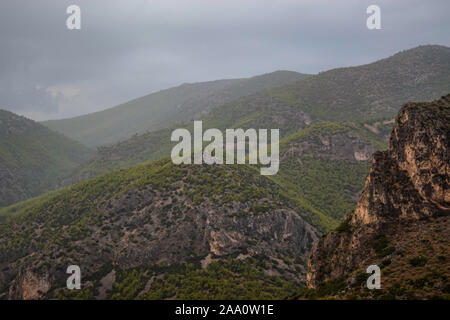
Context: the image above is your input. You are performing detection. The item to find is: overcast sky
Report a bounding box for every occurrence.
[0,0,449,121]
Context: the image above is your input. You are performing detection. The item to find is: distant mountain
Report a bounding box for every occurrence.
[67,45,450,181]
[42,70,307,148]
[306,95,450,299]
[271,45,450,122]
[0,110,94,208]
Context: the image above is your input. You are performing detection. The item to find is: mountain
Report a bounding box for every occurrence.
[0,119,390,299]
[1,95,446,300]
[271,45,450,122]
[0,110,94,208]
[66,45,450,182]
[0,159,319,299]
[306,95,450,299]
[64,121,384,232]
[62,45,449,230]
[42,71,307,148]
[1,46,449,300]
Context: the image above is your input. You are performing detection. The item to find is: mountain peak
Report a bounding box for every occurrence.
[306,95,450,299]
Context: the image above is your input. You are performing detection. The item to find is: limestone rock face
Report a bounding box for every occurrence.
[390,98,450,209]
[307,95,450,289]
[9,270,51,300]
[282,131,375,162]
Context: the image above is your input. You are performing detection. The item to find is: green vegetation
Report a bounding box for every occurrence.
[42,71,307,147]
[139,258,302,300]
[0,110,93,208]
[1,46,449,300]
[371,234,396,258]
[0,153,311,299]
[270,45,450,123]
[409,256,428,267]
[335,216,352,233]
[273,156,369,227]
[297,278,347,299]
[68,119,382,232]
[48,258,304,300]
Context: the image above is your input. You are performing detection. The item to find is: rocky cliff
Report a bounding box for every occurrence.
[306,95,450,299]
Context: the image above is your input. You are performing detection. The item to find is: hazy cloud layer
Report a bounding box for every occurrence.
[0,0,449,120]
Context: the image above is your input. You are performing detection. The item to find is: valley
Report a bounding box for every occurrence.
[0,45,449,300]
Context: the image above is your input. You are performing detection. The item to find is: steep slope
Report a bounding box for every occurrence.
[271,45,450,122]
[0,159,318,300]
[306,95,450,299]
[0,110,94,208]
[63,90,316,182]
[64,118,385,231]
[273,122,380,229]
[42,71,307,148]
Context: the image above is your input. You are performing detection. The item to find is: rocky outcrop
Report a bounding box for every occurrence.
[8,270,51,300]
[282,131,375,162]
[307,95,450,290]
[390,98,450,209]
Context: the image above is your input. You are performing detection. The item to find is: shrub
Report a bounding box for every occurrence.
[408,256,428,267]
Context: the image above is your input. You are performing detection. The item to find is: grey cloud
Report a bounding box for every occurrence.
[0,0,449,120]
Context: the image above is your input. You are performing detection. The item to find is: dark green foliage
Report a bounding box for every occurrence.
[0,110,93,208]
[139,259,302,300]
[408,256,428,267]
[54,287,96,300]
[372,234,388,255]
[371,233,396,258]
[381,259,392,268]
[298,278,347,299]
[335,217,352,233]
[110,269,149,300]
[275,156,369,223]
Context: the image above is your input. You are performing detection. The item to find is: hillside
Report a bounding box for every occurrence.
[66,45,450,185]
[271,45,450,122]
[60,45,450,232]
[42,71,307,148]
[0,118,390,299]
[0,46,449,300]
[0,159,319,299]
[306,95,450,299]
[64,119,385,231]
[2,95,446,300]
[0,110,94,208]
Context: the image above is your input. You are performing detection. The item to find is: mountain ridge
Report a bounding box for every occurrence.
[306,94,450,299]
[42,70,308,148]
[65,45,450,183]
